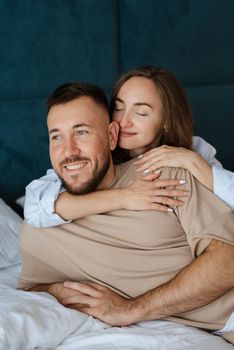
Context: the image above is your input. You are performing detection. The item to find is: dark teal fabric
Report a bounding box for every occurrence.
[0,99,50,204]
[0,0,233,205]
[118,0,234,168]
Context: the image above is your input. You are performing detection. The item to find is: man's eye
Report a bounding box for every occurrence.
[77,130,88,136]
[51,135,61,141]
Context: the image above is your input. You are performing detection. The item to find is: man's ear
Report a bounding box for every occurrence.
[108,121,119,151]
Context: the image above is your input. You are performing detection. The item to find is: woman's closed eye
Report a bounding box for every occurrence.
[135,111,148,117]
[114,105,124,112]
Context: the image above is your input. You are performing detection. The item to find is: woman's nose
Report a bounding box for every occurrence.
[119,111,133,128]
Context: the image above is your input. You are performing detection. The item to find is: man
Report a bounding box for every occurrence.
[18,82,234,341]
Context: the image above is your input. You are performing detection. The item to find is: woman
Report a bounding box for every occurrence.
[24,66,233,227]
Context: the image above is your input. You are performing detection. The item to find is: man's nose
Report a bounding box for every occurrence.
[119,111,133,128]
[64,137,80,157]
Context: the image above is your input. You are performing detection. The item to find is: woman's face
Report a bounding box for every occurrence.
[112,77,165,156]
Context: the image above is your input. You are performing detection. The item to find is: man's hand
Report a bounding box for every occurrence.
[62,240,234,326]
[62,281,135,326]
[29,282,88,306]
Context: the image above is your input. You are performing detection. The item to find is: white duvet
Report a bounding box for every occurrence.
[0,265,233,350]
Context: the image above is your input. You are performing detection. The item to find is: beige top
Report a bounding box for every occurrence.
[19,160,234,330]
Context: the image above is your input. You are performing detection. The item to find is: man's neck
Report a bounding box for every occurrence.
[97,160,117,190]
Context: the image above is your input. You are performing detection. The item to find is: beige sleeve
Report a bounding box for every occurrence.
[171,168,234,257]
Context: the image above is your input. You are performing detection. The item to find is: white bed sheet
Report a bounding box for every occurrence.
[0,264,232,350]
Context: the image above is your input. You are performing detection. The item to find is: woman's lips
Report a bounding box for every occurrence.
[120,131,137,137]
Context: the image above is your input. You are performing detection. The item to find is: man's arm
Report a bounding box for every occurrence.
[61,239,234,326]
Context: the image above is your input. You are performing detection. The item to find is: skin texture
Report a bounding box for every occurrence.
[48,97,118,194]
[51,76,213,220]
[112,77,214,190]
[112,76,165,157]
[55,172,189,220]
[134,145,214,191]
[30,240,234,327]
[65,240,234,326]
[29,96,234,329]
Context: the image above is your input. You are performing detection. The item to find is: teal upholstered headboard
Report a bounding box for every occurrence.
[1,0,234,207]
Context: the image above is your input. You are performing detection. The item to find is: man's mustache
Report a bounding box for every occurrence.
[60,156,90,167]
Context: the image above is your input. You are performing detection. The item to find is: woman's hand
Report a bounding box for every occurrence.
[134,145,213,191]
[134,145,195,173]
[121,172,189,212]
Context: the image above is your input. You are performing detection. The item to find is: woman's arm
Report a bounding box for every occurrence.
[24,170,189,227]
[134,136,234,209]
[134,145,214,190]
[55,174,189,221]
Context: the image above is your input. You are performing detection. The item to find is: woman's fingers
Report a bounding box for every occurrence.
[151,188,189,198]
[134,145,172,164]
[153,178,187,189]
[153,195,184,207]
[135,157,162,173]
[150,203,174,212]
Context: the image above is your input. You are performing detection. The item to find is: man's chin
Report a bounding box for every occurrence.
[62,179,89,195]
[61,176,98,196]
[58,155,110,195]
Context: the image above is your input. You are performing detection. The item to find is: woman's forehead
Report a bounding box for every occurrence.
[117,77,161,105]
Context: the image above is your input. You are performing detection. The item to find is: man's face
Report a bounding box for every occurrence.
[47,97,115,194]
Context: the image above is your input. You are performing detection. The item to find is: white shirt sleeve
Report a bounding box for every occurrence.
[212,167,234,210]
[192,136,234,209]
[24,169,71,228]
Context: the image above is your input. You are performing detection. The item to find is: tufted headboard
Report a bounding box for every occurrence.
[0,0,234,207]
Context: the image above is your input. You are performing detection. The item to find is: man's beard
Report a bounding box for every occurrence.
[59,154,111,195]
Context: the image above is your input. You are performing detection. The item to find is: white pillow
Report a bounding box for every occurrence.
[0,289,106,349]
[0,199,22,268]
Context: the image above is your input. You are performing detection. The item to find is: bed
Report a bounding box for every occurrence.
[0,199,233,349]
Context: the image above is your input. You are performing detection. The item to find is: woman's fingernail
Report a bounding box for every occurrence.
[137,154,143,159]
[154,169,161,174]
[167,208,173,212]
[144,169,150,174]
[179,180,186,184]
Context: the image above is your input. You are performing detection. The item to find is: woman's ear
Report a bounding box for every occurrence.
[108,121,119,151]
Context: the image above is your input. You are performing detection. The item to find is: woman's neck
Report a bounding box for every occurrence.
[129,131,164,158]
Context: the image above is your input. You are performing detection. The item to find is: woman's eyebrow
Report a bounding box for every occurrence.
[115,97,124,103]
[116,97,152,108]
[134,102,152,108]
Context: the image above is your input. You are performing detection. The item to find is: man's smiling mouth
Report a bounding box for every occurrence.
[63,162,88,171]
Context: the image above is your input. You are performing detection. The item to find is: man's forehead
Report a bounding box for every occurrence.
[47,97,109,129]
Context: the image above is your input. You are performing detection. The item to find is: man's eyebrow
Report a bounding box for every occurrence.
[115,97,152,108]
[49,128,59,135]
[73,123,91,129]
[49,123,91,135]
